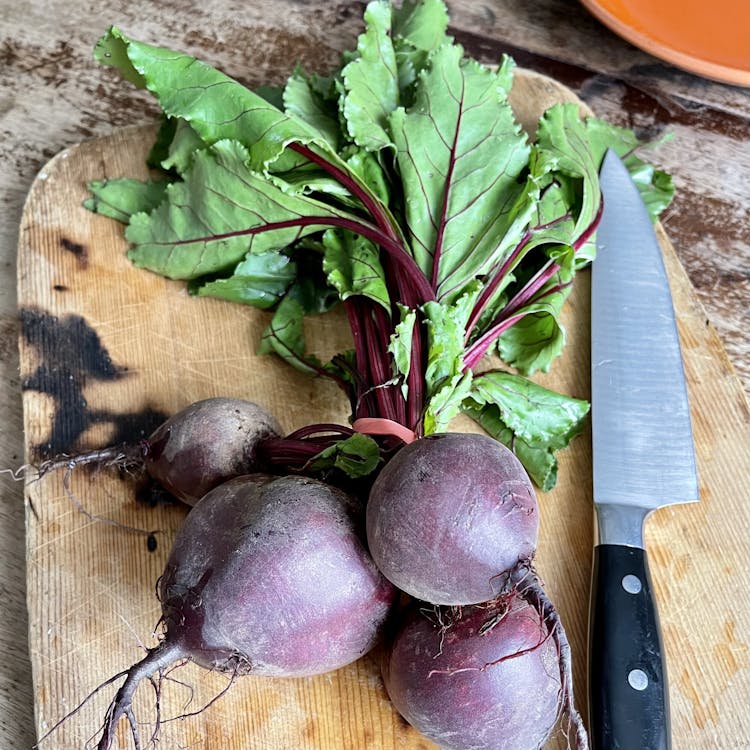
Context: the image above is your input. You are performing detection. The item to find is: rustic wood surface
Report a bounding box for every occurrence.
[2,2,749,749]
[15,72,750,749]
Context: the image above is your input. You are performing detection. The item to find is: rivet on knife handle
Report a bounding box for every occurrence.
[588,543,670,750]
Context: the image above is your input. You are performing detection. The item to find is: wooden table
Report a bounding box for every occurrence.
[1,2,748,748]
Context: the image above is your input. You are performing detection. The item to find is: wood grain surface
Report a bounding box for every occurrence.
[2,2,749,749]
[16,68,750,749]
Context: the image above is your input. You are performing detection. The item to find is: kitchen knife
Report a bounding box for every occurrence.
[588,149,699,750]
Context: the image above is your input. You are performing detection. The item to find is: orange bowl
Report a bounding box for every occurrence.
[580,0,750,86]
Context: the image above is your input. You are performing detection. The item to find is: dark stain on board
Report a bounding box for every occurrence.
[20,307,168,459]
[60,237,88,268]
[135,478,178,509]
[107,406,169,447]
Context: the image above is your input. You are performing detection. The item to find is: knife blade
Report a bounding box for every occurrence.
[588,149,699,750]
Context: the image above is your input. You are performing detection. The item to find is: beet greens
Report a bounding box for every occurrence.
[85,1,673,489]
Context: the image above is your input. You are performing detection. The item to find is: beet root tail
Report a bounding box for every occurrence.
[36,443,146,479]
[97,640,182,750]
[513,567,589,750]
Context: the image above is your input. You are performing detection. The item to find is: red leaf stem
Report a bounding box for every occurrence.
[362,305,399,421]
[465,229,532,341]
[373,303,406,424]
[344,298,372,420]
[284,423,355,440]
[573,197,603,250]
[289,142,436,305]
[429,79,465,290]
[290,142,400,243]
[501,258,559,319]
[462,311,527,371]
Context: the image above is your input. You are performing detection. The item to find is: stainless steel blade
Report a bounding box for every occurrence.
[591,150,699,534]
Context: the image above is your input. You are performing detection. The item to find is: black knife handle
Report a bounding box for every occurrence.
[589,544,670,750]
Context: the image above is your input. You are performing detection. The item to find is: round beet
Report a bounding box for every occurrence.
[160,473,395,675]
[144,397,281,504]
[366,432,538,605]
[94,473,396,749]
[382,595,562,750]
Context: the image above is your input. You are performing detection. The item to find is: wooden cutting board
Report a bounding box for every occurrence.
[17,69,750,749]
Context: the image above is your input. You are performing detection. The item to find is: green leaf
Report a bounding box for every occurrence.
[124,139,376,280]
[254,84,286,110]
[496,244,576,374]
[497,311,565,375]
[194,252,296,308]
[341,1,400,152]
[392,0,451,101]
[527,173,577,247]
[463,401,559,491]
[95,27,390,228]
[388,306,417,399]
[284,248,340,315]
[421,284,479,433]
[626,159,674,220]
[424,370,473,434]
[267,163,355,201]
[580,116,675,220]
[389,47,531,300]
[392,0,450,52]
[160,118,206,173]
[322,228,390,309]
[345,148,390,205]
[283,66,342,149]
[258,295,322,376]
[257,249,339,374]
[422,282,479,394]
[468,370,589,447]
[323,348,358,391]
[532,103,602,241]
[146,115,177,169]
[84,177,168,223]
[95,26,332,172]
[309,432,382,478]
[464,370,589,489]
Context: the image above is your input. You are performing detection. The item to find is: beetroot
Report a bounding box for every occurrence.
[366,433,538,605]
[38,397,282,506]
[142,397,281,504]
[382,581,587,750]
[94,473,396,749]
[366,431,587,750]
[383,597,559,750]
